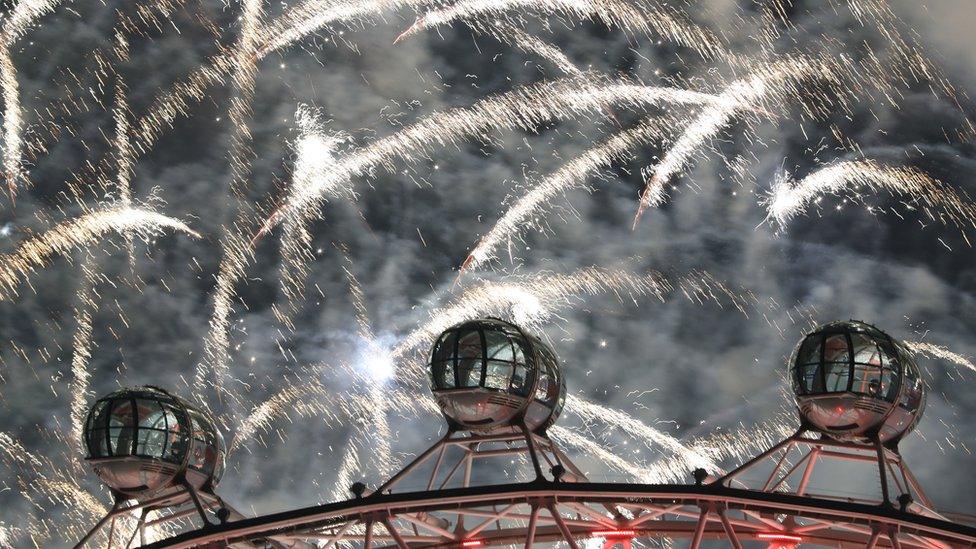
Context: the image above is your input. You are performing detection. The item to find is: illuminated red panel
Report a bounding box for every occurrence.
[592,529,637,538]
[461,540,484,548]
[757,533,803,544]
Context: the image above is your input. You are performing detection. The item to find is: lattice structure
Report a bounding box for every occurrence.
[137,427,976,549]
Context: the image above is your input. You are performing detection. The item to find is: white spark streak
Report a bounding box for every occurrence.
[0,207,199,301]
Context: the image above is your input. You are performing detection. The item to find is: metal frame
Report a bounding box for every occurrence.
[132,429,976,549]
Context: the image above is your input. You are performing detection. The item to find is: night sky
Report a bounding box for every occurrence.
[2,1,976,546]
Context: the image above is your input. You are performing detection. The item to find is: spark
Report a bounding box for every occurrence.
[765,159,976,234]
[461,115,679,274]
[568,394,719,474]
[0,0,63,204]
[633,56,843,224]
[395,0,724,60]
[906,341,976,375]
[0,206,199,301]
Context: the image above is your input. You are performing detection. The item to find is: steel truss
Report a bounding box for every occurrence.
[133,429,976,549]
[74,483,311,549]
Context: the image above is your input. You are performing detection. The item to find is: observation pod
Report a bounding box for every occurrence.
[428,318,566,433]
[790,320,925,444]
[83,386,225,500]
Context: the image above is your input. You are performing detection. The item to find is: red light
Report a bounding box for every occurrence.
[461,540,484,547]
[592,529,637,538]
[757,533,803,544]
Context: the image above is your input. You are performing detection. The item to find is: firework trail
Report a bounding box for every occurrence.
[196,231,252,414]
[340,248,394,478]
[473,20,583,76]
[0,0,62,203]
[261,75,721,240]
[0,206,199,301]
[194,0,266,412]
[68,263,98,463]
[390,267,673,377]
[549,425,652,482]
[567,394,719,473]
[331,436,364,502]
[260,0,434,57]
[460,115,678,274]
[633,56,843,225]
[258,76,723,329]
[230,373,437,455]
[764,160,976,237]
[227,0,264,199]
[906,341,976,376]
[394,0,724,60]
[0,50,22,203]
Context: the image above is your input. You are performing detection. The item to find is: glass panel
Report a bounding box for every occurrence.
[187,412,210,473]
[797,334,823,364]
[536,371,552,401]
[901,363,924,413]
[456,357,482,387]
[456,329,483,388]
[797,364,822,394]
[108,399,137,456]
[485,361,513,389]
[824,363,850,392]
[88,428,109,457]
[511,364,529,396]
[456,330,483,358]
[851,334,881,365]
[165,411,189,463]
[136,399,167,430]
[485,330,515,362]
[431,361,456,389]
[852,363,885,397]
[432,331,457,363]
[136,428,167,457]
[536,348,558,403]
[513,338,527,364]
[822,334,850,363]
[85,400,111,457]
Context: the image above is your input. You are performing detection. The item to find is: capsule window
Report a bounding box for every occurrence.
[511,363,530,396]
[823,334,850,363]
[431,331,458,390]
[823,363,850,392]
[485,330,515,362]
[108,399,137,456]
[455,330,484,388]
[485,361,513,389]
[795,363,822,394]
[535,346,559,405]
[188,411,215,475]
[134,399,168,458]
[85,399,112,458]
[796,334,823,365]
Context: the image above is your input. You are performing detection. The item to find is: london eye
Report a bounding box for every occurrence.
[74,319,976,549]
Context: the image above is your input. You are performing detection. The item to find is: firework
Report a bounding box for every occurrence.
[394,0,724,59]
[765,159,976,236]
[0,0,63,203]
[907,341,976,376]
[460,115,679,274]
[0,207,198,301]
[633,56,843,224]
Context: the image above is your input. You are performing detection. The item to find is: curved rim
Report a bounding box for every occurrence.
[142,481,976,549]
